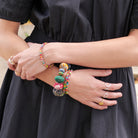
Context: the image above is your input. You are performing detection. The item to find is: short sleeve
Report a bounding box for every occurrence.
[0,0,34,23]
[130,0,138,29]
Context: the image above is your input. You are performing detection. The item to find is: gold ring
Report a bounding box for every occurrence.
[15,71,21,76]
[105,83,111,90]
[8,56,15,65]
[99,99,104,106]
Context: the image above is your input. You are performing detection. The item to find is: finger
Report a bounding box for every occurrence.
[26,73,36,81]
[15,63,22,77]
[90,69,112,77]
[20,71,26,80]
[7,61,16,71]
[100,91,122,99]
[87,101,108,110]
[15,70,21,77]
[102,83,123,91]
[95,98,117,106]
[13,54,20,64]
[26,76,36,81]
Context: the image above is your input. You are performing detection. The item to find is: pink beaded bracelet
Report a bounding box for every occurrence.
[40,43,52,69]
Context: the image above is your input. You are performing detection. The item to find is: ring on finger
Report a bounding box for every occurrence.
[8,56,15,65]
[105,83,111,90]
[99,99,104,106]
[103,92,108,98]
[15,71,21,76]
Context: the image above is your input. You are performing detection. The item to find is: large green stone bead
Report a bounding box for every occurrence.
[55,76,65,83]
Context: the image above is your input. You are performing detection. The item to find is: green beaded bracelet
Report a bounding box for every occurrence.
[53,63,71,96]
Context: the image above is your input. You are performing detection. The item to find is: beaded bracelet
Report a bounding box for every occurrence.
[53,63,70,97]
[63,70,72,94]
[40,42,52,69]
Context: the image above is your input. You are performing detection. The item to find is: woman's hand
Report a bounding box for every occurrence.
[11,43,48,80]
[67,69,123,110]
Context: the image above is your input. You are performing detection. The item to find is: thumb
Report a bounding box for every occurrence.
[90,69,112,77]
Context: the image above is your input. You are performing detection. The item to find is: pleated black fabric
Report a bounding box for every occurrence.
[0,0,138,138]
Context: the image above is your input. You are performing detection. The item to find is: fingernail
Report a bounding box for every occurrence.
[106,70,112,74]
[115,101,117,104]
[119,83,123,87]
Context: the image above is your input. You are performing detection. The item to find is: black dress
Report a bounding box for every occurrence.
[0,0,138,138]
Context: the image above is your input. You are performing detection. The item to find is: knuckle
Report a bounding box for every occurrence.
[22,67,26,72]
[91,82,101,90]
[110,85,115,91]
[18,61,22,67]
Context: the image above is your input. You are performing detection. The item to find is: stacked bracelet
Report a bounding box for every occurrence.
[63,70,72,94]
[53,63,71,96]
[40,43,53,69]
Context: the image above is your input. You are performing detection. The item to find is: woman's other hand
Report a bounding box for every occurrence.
[67,69,123,110]
[12,43,47,80]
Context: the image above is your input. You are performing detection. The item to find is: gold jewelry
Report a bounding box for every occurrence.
[15,71,21,76]
[99,99,104,106]
[105,83,111,90]
[8,56,15,65]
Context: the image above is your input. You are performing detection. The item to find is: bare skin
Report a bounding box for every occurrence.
[12,29,138,78]
[0,19,123,110]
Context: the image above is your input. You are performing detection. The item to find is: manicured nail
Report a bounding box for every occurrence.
[106,70,112,74]
[120,93,123,97]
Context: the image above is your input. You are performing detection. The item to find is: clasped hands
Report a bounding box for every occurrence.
[8,42,123,110]
[8,42,48,80]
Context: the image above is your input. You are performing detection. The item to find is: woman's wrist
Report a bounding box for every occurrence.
[43,42,68,64]
[36,65,59,87]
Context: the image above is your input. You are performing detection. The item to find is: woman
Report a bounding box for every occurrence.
[0,0,138,138]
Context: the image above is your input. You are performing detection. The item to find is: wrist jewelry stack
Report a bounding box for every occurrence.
[53,63,72,96]
[40,42,53,69]
[63,70,72,94]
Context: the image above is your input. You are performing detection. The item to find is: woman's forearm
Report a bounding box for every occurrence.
[0,33,28,60]
[1,35,58,86]
[50,30,138,68]
[36,66,59,87]
[0,34,58,86]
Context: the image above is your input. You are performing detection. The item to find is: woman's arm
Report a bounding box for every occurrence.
[48,29,138,68]
[0,19,58,86]
[2,19,123,110]
[12,30,138,79]
[0,19,28,59]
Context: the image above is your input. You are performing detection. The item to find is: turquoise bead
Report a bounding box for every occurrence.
[55,76,65,83]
